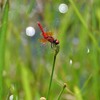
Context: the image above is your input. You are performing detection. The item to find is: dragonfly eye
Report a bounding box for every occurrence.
[55,40,59,44]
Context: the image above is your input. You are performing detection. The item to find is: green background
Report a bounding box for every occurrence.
[0,0,100,100]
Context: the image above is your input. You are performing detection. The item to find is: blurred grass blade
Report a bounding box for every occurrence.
[0,0,9,99]
[74,86,83,100]
[27,0,35,14]
[69,0,100,51]
[21,63,32,100]
[69,0,88,29]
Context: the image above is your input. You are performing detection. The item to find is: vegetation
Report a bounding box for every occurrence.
[0,0,100,100]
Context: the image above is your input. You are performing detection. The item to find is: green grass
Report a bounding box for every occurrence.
[0,0,9,99]
[0,0,100,99]
[20,63,32,100]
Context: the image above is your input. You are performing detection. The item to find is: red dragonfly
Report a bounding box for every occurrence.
[37,22,59,47]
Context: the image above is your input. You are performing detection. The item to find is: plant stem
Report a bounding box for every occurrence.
[57,83,66,100]
[46,45,59,100]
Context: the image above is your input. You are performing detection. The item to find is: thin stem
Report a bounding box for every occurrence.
[46,53,57,100]
[57,83,66,100]
[46,45,59,100]
[81,74,92,91]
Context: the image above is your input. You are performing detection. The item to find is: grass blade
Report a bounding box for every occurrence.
[69,0,100,51]
[0,0,9,99]
[20,63,32,100]
[74,86,83,100]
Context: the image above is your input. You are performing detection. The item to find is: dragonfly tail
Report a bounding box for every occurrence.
[37,22,45,34]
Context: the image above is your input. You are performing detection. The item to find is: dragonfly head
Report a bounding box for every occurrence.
[54,39,59,45]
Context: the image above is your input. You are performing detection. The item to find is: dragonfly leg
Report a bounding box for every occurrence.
[51,43,53,48]
[51,43,56,49]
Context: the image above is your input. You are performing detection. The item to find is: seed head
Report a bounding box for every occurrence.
[40,97,46,100]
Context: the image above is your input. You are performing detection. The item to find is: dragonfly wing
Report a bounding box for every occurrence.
[39,38,48,44]
[45,32,53,36]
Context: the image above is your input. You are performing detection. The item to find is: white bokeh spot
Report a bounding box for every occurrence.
[26,26,35,37]
[70,59,72,65]
[87,48,90,54]
[9,95,14,100]
[59,3,68,13]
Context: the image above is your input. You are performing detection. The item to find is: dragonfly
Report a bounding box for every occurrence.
[37,22,59,48]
